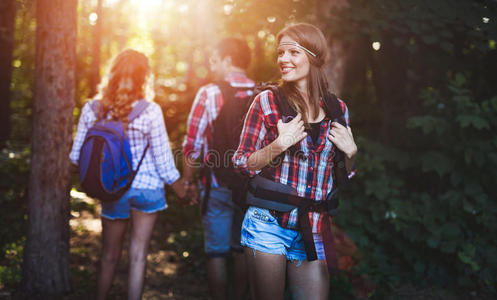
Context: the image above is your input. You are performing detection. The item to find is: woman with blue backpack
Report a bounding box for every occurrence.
[233,23,358,299]
[70,49,185,300]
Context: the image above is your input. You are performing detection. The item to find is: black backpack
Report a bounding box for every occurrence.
[201,80,255,213]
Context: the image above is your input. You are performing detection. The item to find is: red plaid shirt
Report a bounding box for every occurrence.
[183,72,255,187]
[233,89,356,233]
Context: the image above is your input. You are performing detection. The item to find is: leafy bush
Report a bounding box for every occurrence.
[337,74,497,295]
[0,146,29,289]
[0,147,29,249]
[0,238,25,289]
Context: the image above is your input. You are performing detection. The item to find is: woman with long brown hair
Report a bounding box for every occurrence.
[233,23,357,299]
[70,49,185,300]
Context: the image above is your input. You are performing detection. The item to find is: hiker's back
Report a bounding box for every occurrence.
[71,99,178,191]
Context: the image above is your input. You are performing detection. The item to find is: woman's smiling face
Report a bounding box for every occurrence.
[277,35,310,85]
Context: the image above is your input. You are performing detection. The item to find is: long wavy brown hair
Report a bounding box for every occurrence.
[277,23,329,124]
[96,49,151,124]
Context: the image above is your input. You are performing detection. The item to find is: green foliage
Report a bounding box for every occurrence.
[328,0,497,54]
[0,147,29,290]
[0,238,24,289]
[323,1,497,295]
[337,74,497,295]
[0,147,29,249]
[10,0,35,143]
[328,274,355,300]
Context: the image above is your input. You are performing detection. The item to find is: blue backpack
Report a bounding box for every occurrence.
[78,99,150,202]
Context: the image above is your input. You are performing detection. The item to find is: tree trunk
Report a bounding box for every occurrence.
[316,0,367,98]
[89,0,103,97]
[0,0,16,149]
[316,0,352,97]
[22,0,77,294]
[369,32,408,145]
[316,0,371,132]
[323,38,348,97]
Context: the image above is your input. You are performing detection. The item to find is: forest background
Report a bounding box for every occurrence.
[1,0,497,299]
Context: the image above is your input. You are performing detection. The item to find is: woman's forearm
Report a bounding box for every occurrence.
[247,138,286,171]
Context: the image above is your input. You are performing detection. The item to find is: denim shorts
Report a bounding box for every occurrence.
[202,186,244,257]
[101,188,166,220]
[241,206,325,262]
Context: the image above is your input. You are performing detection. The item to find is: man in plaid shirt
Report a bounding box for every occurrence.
[182,38,254,300]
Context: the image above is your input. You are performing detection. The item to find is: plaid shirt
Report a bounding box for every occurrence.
[233,89,356,233]
[183,72,255,187]
[70,100,180,189]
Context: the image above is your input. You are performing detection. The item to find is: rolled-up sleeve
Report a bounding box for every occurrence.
[233,92,269,177]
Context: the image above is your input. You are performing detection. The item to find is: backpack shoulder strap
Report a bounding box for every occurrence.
[262,87,343,123]
[271,86,297,120]
[252,83,296,118]
[254,85,301,176]
[127,100,151,176]
[322,92,349,187]
[128,99,150,122]
[322,92,346,126]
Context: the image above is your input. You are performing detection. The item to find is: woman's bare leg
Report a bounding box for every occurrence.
[287,259,329,300]
[206,256,228,300]
[233,251,248,300]
[96,217,128,300]
[127,210,158,300]
[244,247,287,300]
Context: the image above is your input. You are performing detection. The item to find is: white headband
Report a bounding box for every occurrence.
[278,42,317,57]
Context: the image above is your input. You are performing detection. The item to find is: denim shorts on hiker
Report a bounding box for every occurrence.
[101,188,166,220]
[241,206,325,262]
[202,186,244,257]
